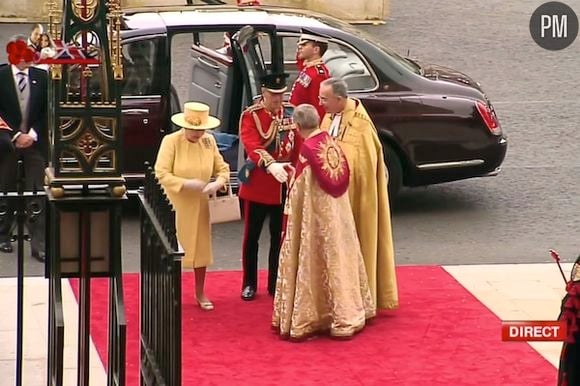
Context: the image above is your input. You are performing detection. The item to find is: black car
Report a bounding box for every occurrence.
[103,4,507,198]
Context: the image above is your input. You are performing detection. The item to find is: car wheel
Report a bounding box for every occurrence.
[382,143,403,202]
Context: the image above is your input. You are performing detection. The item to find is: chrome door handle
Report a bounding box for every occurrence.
[121,108,149,115]
[198,56,220,70]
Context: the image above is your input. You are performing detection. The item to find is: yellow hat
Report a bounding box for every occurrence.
[171,102,220,130]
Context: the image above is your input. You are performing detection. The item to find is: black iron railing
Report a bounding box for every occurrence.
[47,273,65,386]
[139,164,183,386]
[0,160,49,386]
[108,274,127,386]
[107,201,127,386]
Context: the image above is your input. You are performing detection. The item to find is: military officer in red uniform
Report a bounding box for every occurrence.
[238,73,302,301]
[289,29,331,120]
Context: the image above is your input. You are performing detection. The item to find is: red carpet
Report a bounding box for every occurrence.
[70,266,557,385]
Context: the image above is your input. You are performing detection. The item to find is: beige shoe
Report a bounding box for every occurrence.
[196,299,214,311]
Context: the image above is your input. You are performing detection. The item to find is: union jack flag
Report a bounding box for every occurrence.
[37,39,100,65]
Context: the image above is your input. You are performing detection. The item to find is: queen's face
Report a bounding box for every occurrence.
[183,129,205,143]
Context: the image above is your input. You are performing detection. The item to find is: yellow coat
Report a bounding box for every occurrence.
[321,98,399,310]
[154,130,230,268]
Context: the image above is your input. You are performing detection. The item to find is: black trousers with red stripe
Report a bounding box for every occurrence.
[241,199,284,294]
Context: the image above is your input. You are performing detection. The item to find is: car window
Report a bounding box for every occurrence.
[231,26,273,100]
[62,38,161,101]
[197,31,232,55]
[193,30,271,63]
[283,36,299,62]
[121,38,160,96]
[282,35,377,92]
[256,32,272,65]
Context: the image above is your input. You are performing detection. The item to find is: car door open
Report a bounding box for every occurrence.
[230,25,280,175]
[189,45,234,131]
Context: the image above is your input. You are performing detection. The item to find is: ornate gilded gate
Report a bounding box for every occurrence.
[43,0,127,385]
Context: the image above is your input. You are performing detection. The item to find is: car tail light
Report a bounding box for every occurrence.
[475,100,502,135]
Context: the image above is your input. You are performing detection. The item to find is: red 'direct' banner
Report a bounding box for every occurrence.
[501,321,567,342]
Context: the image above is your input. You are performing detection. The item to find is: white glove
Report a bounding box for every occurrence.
[267,162,290,184]
[182,179,206,192]
[202,180,224,195]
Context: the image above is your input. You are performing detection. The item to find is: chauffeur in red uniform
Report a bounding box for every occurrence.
[289,29,331,121]
[238,73,302,301]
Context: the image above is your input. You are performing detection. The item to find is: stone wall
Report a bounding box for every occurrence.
[0,1,52,23]
[261,0,388,23]
[0,0,388,24]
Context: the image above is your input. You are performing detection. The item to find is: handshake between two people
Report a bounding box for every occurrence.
[266,162,295,184]
[182,179,224,195]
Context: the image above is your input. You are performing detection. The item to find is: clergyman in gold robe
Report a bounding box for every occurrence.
[319,78,399,310]
[272,104,375,340]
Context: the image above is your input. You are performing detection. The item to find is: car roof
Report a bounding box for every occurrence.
[122,5,343,35]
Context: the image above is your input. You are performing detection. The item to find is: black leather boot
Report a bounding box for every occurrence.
[241,285,256,301]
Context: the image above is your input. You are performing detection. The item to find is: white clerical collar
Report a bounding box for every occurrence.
[329,114,342,138]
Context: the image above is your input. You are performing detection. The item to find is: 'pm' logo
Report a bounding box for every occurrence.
[530,2,578,50]
[542,14,568,37]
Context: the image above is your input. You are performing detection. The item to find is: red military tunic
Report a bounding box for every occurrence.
[239,101,302,205]
[289,58,330,120]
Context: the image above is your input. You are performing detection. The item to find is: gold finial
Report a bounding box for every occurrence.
[107,0,124,80]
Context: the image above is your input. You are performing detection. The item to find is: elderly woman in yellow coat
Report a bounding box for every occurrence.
[154,102,230,311]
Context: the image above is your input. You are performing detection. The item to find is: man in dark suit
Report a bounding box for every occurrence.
[0,35,48,262]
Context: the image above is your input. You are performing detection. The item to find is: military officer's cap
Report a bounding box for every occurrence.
[260,72,289,93]
[297,28,331,45]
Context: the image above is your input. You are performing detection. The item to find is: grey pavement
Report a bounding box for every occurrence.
[356,0,580,265]
[0,0,579,279]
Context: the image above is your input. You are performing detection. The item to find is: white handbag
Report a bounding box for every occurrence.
[208,184,241,224]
